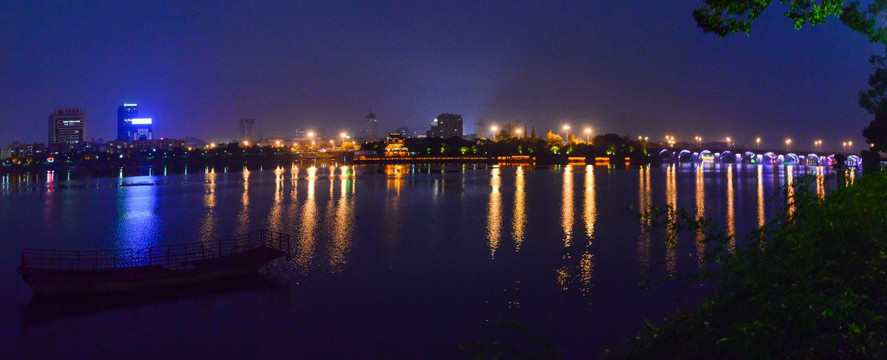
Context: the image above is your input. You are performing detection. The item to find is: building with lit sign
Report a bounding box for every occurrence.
[117,103,153,141]
[48,108,86,148]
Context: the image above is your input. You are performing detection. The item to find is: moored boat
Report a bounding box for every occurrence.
[18,229,291,296]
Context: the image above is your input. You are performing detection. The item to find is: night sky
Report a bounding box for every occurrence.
[0,0,880,152]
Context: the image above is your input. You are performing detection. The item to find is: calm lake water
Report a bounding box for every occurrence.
[0,163,850,358]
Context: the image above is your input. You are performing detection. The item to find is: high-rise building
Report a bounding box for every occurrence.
[426,113,463,138]
[117,103,153,141]
[239,119,256,142]
[364,113,379,142]
[117,104,137,141]
[48,108,86,146]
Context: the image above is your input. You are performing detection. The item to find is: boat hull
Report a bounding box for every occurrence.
[20,247,285,296]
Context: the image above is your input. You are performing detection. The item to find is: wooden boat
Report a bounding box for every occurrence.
[18,229,291,296]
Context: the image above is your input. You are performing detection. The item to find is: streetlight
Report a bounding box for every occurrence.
[490,126,498,140]
[842,141,847,152]
[814,140,821,152]
[756,137,761,150]
[340,132,347,147]
[726,137,732,149]
[563,124,571,144]
[307,131,315,149]
[584,127,592,143]
[785,138,791,152]
[848,141,853,151]
[515,128,522,138]
[694,136,702,148]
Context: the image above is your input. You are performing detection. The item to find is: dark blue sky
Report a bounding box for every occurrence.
[0,0,880,151]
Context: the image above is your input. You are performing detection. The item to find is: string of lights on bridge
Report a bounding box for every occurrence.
[482,121,862,155]
[655,135,859,154]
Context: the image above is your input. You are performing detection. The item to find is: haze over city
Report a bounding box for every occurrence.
[0,0,879,151]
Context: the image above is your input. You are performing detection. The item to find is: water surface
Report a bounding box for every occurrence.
[0,163,846,358]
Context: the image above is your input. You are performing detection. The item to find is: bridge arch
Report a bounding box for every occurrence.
[699,150,713,162]
[762,152,776,165]
[806,153,820,166]
[658,149,675,163]
[742,151,757,164]
[720,151,736,163]
[785,153,800,165]
[848,155,862,166]
[678,149,693,163]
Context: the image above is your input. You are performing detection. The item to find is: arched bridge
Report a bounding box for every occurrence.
[657,148,861,167]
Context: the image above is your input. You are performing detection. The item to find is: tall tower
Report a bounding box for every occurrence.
[239,119,256,142]
[49,108,86,146]
[365,113,379,142]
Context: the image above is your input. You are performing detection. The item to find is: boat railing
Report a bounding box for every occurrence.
[20,248,136,271]
[20,229,291,272]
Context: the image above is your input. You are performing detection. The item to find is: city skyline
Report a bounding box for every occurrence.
[0,1,880,151]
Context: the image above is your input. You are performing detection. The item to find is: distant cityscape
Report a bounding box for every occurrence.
[1,102,477,164]
[3,102,856,170]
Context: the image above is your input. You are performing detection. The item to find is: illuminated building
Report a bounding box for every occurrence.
[48,108,86,147]
[426,113,463,138]
[117,103,153,141]
[239,119,256,142]
[132,139,186,151]
[383,133,409,157]
[3,141,47,160]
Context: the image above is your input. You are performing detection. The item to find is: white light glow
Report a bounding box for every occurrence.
[131,118,152,125]
[123,103,137,107]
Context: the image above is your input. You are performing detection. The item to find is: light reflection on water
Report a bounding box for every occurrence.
[557,165,575,291]
[665,164,677,274]
[486,166,502,258]
[786,165,795,217]
[727,164,735,249]
[637,165,653,271]
[561,165,575,248]
[237,168,251,236]
[512,166,526,251]
[3,162,849,358]
[580,164,597,296]
[265,167,286,234]
[383,165,403,261]
[113,178,161,249]
[296,167,318,272]
[696,165,705,267]
[328,176,354,272]
[757,165,766,229]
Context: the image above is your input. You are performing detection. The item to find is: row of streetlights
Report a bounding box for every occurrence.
[488,124,594,143]
[240,131,352,149]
